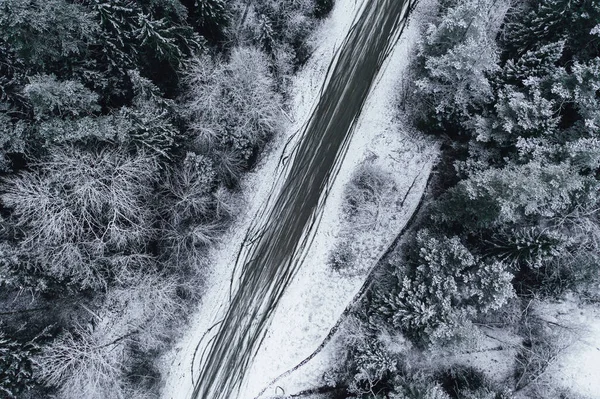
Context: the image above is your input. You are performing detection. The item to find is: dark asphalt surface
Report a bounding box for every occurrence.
[190,1,417,398]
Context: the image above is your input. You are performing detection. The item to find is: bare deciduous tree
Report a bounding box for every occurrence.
[2,146,159,289]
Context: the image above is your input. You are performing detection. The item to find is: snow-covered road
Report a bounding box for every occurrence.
[160,1,436,398]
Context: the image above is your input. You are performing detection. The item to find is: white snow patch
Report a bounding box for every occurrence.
[536,297,600,398]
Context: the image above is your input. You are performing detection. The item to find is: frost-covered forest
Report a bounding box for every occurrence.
[327,0,600,398]
[0,0,333,397]
[1,0,600,398]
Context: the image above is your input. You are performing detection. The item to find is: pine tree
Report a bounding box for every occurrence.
[314,0,334,19]
[24,75,101,120]
[0,0,96,71]
[0,331,39,398]
[88,0,202,99]
[136,14,183,63]
[255,14,275,56]
[119,69,183,158]
[0,42,29,113]
[90,0,139,70]
[411,0,503,129]
[190,0,228,42]
[500,41,564,85]
[377,230,514,347]
[502,0,600,61]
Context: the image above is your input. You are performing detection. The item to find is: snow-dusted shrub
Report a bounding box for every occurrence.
[328,162,396,273]
[314,0,334,19]
[347,338,398,396]
[389,376,454,399]
[513,312,571,392]
[103,273,183,351]
[329,241,357,272]
[338,317,400,397]
[344,163,395,225]
[378,230,514,347]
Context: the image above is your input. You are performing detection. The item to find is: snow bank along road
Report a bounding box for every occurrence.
[190,1,418,398]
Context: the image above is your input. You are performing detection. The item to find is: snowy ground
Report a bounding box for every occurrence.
[436,296,600,399]
[535,297,600,398]
[159,0,437,398]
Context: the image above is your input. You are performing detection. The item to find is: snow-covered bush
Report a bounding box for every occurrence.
[514,312,571,391]
[328,162,396,273]
[314,0,334,19]
[329,241,357,272]
[344,163,395,223]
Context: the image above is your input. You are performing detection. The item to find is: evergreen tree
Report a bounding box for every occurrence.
[314,0,334,19]
[24,75,101,120]
[0,330,39,399]
[0,41,29,113]
[0,0,96,72]
[377,230,514,347]
[187,0,229,42]
[502,0,600,61]
[87,0,202,100]
[255,14,275,56]
[410,0,504,130]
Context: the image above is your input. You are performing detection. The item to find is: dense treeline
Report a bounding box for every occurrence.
[334,0,600,397]
[402,0,600,341]
[0,0,333,397]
